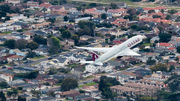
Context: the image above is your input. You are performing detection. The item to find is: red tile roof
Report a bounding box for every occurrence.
[38,3,52,8]
[168,47,176,50]
[112,18,127,26]
[7,55,23,59]
[143,7,167,11]
[174,12,180,15]
[156,42,174,47]
[85,8,96,12]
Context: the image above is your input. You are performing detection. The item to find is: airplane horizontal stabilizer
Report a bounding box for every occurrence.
[94,62,103,66]
[80,61,94,64]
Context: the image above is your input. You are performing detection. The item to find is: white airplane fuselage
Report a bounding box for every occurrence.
[91,35,144,65]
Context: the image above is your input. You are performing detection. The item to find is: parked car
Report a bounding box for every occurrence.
[2,66,6,69]
[48,57,53,60]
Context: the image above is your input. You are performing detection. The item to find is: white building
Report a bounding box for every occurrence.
[85,64,113,73]
[0,74,12,81]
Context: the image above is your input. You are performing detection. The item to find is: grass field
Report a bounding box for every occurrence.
[33,55,45,59]
[143,43,151,46]
[79,82,97,87]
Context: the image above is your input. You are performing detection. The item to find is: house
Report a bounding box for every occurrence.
[0,57,7,64]
[134,69,152,76]
[7,0,22,5]
[0,38,7,44]
[26,1,39,8]
[6,55,24,62]
[109,29,125,37]
[150,36,159,43]
[143,7,168,13]
[108,8,127,17]
[0,74,13,81]
[38,3,52,9]
[1,70,15,78]
[117,2,127,8]
[92,18,104,25]
[113,38,123,45]
[156,42,175,49]
[13,67,34,73]
[112,18,127,26]
[85,64,113,73]
[31,30,47,37]
[34,48,49,56]
[80,35,92,41]
[52,57,69,66]
[168,62,180,68]
[31,22,50,29]
[9,49,27,56]
[56,90,80,99]
[152,71,171,80]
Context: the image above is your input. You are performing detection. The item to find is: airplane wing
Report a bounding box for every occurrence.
[76,47,111,53]
[117,48,141,56]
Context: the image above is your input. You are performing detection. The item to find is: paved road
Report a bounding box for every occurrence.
[15,49,83,67]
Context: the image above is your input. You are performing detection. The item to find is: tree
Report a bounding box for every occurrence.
[146,58,156,65]
[51,37,61,48]
[59,28,66,33]
[169,65,175,72]
[33,35,46,45]
[18,96,26,101]
[71,34,79,40]
[110,3,117,9]
[49,46,60,55]
[17,29,23,32]
[82,7,85,14]
[59,0,67,5]
[63,16,68,21]
[62,30,71,38]
[165,14,171,20]
[157,26,164,33]
[0,81,8,88]
[101,13,107,19]
[148,10,155,13]
[48,67,57,75]
[153,15,161,18]
[158,33,172,42]
[4,39,16,49]
[0,91,6,101]
[137,96,154,101]
[61,78,78,91]
[16,39,27,50]
[105,7,108,12]
[99,76,121,99]
[26,42,39,50]
[4,16,10,22]
[26,51,37,58]
[76,6,81,12]
[110,35,116,41]
[168,9,178,14]
[177,46,180,53]
[150,63,168,72]
[130,24,138,30]
[127,8,136,16]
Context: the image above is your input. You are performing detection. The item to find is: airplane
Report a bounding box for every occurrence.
[76,35,146,65]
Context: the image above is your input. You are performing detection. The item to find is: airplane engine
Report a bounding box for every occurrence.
[132,48,139,53]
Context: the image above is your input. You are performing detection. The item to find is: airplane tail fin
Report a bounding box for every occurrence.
[87,50,99,61]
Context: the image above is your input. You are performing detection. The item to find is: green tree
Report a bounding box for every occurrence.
[165,14,171,20]
[99,76,120,99]
[26,42,39,50]
[0,81,8,88]
[157,26,164,33]
[158,33,172,42]
[51,37,61,48]
[76,6,81,12]
[148,10,155,13]
[177,46,180,53]
[17,29,23,32]
[48,91,55,97]
[0,91,6,101]
[150,63,168,72]
[59,28,66,33]
[62,30,71,39]
[137,96,154,101]
[105,7,108,12]
[71,34,79,40]
[168,9,178,14]
[63,16,68,21]
[169,65,175,72]
[16,39,27,50]
[18,96,26,101]
[49,46,60,55]
[4,39,16,49]
[61,78,78,91]
[127,8,136,16]
[101,13,107,19]
[48,67,57,75]
[33,35,46,45]
[110,3,117,9]
[130,24,138,30]
[110,35,116,41]
[26,51,37,58]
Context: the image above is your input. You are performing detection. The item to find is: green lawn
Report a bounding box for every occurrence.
[33,55,45,59]
[66,63,78,68]
[85,76,95,79]
[79,82,97,87]
[2,31,12,34]
[143,43,151,46]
